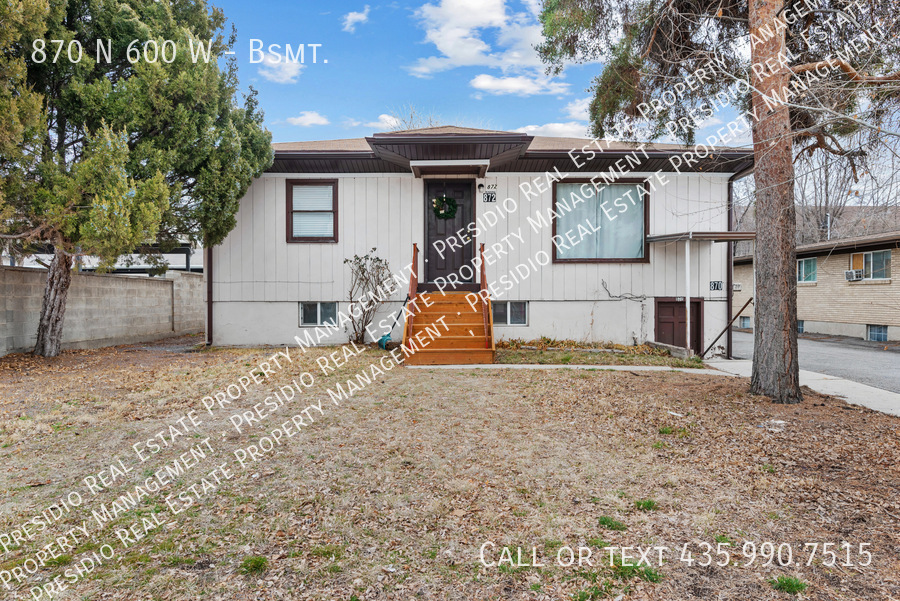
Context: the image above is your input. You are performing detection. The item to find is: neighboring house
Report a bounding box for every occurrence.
[733,230,900,341]
[0,243,202,275]
[208,126,754,363]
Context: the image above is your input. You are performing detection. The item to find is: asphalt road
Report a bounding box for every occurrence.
[731,330,900,394]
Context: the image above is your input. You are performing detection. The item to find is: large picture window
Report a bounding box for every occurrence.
[552,181,648,262]
[287,179,338,242]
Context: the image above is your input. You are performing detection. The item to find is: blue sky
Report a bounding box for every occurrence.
[214,0,604,143]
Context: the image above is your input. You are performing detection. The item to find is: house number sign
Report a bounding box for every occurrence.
[483,183,497,202]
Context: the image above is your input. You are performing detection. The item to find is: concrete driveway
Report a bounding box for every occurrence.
[731,330,900,394]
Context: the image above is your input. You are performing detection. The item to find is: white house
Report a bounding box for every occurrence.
[207,126,754,363]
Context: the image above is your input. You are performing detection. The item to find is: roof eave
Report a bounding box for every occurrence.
[273,151,378,160]
[367,134,533,145]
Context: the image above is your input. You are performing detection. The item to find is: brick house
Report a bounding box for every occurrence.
[733,230,900,341]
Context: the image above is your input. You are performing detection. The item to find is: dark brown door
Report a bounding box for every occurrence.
[655,299,702,352]
[426,180,474,283]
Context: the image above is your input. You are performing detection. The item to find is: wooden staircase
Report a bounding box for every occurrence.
[402,244,495,365]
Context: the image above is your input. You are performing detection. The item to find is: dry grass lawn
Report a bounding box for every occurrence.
[1,336,898,600]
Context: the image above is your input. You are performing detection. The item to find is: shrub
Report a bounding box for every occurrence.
[344,249,392,344]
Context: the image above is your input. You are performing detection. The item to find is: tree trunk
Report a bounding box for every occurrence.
[748,0,802,403]
[34,247,73,357]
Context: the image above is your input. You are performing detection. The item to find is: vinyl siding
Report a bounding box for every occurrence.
[214,172,730,303]
[212,171,733,348]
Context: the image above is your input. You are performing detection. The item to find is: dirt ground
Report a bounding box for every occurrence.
[1,336,899,600]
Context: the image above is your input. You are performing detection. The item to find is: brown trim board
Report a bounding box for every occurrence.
[285,179,340,243]
[550,178,651,264]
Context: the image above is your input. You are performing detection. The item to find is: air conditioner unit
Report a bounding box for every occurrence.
[845,269,863,281]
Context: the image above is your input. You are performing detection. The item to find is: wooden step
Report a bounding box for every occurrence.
[411,314,484,327]
[414,300,483,312]
[412,323,487,337]
[403,348,495,365]
[418,335,491,350]
[416,292,479,304]
[414,307,484,319]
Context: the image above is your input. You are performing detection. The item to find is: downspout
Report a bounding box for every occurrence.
[206,245,213,346]
[727,166,754,359]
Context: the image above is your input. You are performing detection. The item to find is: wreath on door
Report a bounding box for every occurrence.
[431,195,458,220]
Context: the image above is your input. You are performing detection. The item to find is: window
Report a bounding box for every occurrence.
[867,325,888,342]
[287,180,337,242]
[850,250,891,280]
[552,181,647,261]
[797,320,805,333]
[797,258,817,282]
[300,302,338,326]
[493,301,527,325]
[739,316,751,329]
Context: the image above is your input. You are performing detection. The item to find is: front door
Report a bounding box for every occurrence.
[655,298,703,352]
[425,180,474,283]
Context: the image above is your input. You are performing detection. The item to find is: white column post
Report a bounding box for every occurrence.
[685,237,691,354]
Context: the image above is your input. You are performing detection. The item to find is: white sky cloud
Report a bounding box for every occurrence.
[366,114,402,130]
[258,52,304,84]
[470,74,569,96]
[514,122,591,138]
[494,20,544,70]
[409,0,523,77]
[287,111,330,127]
[564,96,591,121]
[345,114,402,130]
[342,5,371,33]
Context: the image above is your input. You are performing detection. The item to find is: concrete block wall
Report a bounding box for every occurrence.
[169,272,205,333]
[0,267,206,357]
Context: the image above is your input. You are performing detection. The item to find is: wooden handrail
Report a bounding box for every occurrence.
[409,242,419,300]
[479,243,491,349]
[404,243,419,347]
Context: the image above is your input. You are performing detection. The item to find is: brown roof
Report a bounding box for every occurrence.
[795,229,900,255]
[271,132,753,154]
[527,136,751,154]
[269,128,755,174]
[734,229,900,263]
[377,125,519,136]
[271,138,372,153]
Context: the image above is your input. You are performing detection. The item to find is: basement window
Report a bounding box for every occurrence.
[493,301,528,326]
[739,316,751,329]
[300,302,338,327]
[867,325,888,342]
[797,320,805,333]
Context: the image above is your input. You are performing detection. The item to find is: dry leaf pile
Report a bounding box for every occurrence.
[0,337,898,600]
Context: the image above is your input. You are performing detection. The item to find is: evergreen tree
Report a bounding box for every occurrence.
[1,0,273,356]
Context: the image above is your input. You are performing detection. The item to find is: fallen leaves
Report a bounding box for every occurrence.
[1,340,898,600]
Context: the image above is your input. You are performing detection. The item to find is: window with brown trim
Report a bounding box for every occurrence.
[286,179,338,243]
[551,179,650,263]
